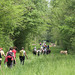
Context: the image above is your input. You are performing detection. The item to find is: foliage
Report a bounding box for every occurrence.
[0,0,74,54]
[0,0,49,51]
[47,0,75,54]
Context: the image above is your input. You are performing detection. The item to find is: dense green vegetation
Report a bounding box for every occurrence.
[0,0,75,54]
[47,0,75,54]
[0,0,48,52]
[0,0,75,75]
[0,47,75,75]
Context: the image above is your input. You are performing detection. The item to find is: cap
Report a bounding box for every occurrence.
[0,48,3,50]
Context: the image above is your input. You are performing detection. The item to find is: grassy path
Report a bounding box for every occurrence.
[0,47,75,75]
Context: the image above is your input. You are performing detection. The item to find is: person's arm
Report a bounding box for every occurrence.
[4,52,7,64]
[25,52,28,59]
[3,53,6,57]
[1,51,5,57]
[6,52,8,57]
[12,52,15,59]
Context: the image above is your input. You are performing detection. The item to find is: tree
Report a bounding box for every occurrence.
[48,0,75,53]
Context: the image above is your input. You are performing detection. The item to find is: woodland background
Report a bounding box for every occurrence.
[0,0,75,54]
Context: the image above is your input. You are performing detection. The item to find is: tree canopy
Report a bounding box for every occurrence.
[0,0,75,54]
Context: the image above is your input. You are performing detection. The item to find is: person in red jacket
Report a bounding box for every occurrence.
[12,47,17,65]
[4,47,14,68]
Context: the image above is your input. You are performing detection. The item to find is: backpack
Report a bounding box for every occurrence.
[7,52,13,56]
[19,50,24,56]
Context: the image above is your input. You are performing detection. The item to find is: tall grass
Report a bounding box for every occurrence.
[0,47,75,75]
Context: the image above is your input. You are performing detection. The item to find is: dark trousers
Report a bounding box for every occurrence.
[19,56,25,65]
[13,60,16,66]
[0,60,1,65]
[7,58,13,68]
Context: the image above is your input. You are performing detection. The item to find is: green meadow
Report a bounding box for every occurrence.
[0,0,74,75]
[0,47,75,75]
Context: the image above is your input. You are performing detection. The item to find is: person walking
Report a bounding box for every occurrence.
[19,47,28,65]
[12,47,17,65]
[0,48,5,68]
[5,47,14,68]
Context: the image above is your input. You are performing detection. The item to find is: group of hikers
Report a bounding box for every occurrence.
[0,42,51,68]
[0,47,28,68]
[33,42,51,56]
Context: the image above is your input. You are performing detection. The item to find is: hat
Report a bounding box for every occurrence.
[0,48,3,50]
[22,47,24,49]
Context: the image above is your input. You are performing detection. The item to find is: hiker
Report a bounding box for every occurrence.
[39,42,42,46]
[47,45,49,49]
[33,47,37,55]
[0,48,5,68]
[37,48,41,56]
[5,47,14,68]
[12,47,17,65]
[47,49,51,54]
[19,47,28,65]
[40,46,43,51]
[43,47,47,54]
[40,46,43,54]
[33,47,37,51]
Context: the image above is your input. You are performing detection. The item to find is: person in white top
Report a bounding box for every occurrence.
[0,48,5,68]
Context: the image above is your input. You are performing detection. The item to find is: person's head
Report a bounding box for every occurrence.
[9,47,13,51]
[22,47,24,50]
